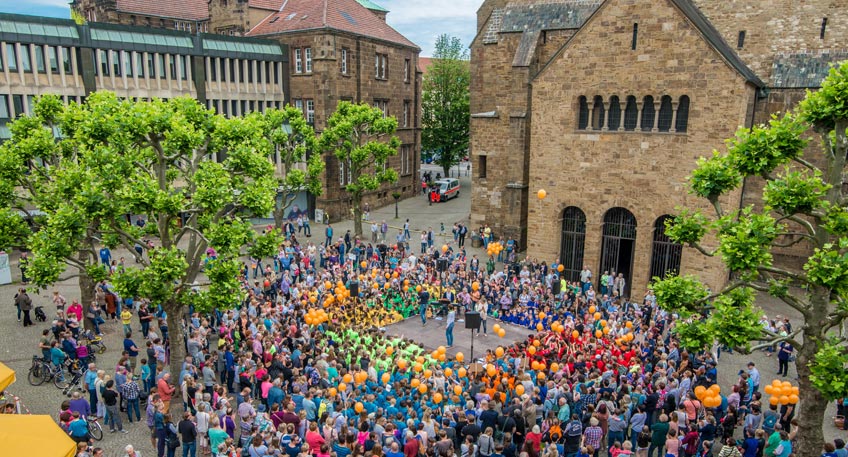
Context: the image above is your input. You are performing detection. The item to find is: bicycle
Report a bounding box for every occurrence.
[27,356,48,386]
[86,415,103,441]
[55,366,84,394]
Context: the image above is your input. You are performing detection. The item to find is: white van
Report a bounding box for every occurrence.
[435,178,460,201]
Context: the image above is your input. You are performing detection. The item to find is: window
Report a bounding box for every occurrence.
[341,48,349,74]
[169,54,177,79]
[577,96,588,129]
[34,45,46,73]
[631,23,638,50]
[404,58,410,82]
[373,99,388,117]
[560,207,587,282]
[478,155,487,179]
[591,95,605,130]
[608,95,621,130]
[48,46,59,73]
[5,44,15,72]
[294,48,302,73]
[273,62,280,84]
[0,95,9,119]
[339,159,345,186]
[98,49,109,76]
[210,58,217,81]
[675,96,690,133]
[649,215,682,280]
[124,51,134,77]
[657,95,673,132]
[238,59,244,83]
[305,48,312,73]
[623,96,638,131]
[821,17,828,39]
[403,100,411,127]
[12,95,24,117]
[375,53,388,79]
[400,145,412,175]
[737,31,746,49]
[146,53,155,78]
[20,44,31,72]
[641,95,655,131]
[62,47,72,74]
[294,99,303,113]
[157,54,166,79]
[174,21,192,32]
[221,99,229,116]
[247,60,253,82]
[180,55,188,80]
[306,99,314,123]
[111,50,122,76]
[136,52,144,77]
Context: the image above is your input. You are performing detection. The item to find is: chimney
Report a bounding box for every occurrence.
[356,0,389,22]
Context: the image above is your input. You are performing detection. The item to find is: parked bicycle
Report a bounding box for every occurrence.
[27,357,76,387]
[86,415,103,441]
[55,364,85,395]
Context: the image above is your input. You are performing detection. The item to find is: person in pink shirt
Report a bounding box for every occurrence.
[306,422,326,454]
[67,300,83,322]
[664,429,680,457]
[260,374,273,404]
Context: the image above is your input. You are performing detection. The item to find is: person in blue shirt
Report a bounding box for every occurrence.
[325,225,334,248]
[68,412,91,443]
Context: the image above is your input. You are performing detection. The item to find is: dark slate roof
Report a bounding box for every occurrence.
[772,51,848,88]
[670,0,764,87]
[500,1,601,33]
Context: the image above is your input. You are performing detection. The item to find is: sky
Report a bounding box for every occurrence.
[0,0,480,56]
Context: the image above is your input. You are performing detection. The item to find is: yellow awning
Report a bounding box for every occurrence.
[0,415,76,457]
[0,362,14,392]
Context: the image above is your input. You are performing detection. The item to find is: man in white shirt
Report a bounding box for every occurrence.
[475,300,488,336]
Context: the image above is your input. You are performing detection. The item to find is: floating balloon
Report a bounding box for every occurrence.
[498,329,506,338]
[537,189,547,200]
[516,384,525,395]
[456,352,465,362]
[557,264,564,272]
[572,330,580,339]
[495,347,505,358]
[433,392,443,403]
[444,368,453,377]
[355,402,364,413]
[454,385,462,395]
[458,367,467,378]
[411,378,420,388]
[328,387,337,397]
[528,346,536,355]
[382,373,390,384]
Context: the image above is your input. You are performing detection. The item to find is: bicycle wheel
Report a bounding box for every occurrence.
[53,371,71,389]
[27,364,45,386]
[97,344,106,354]
[88,419,103,441]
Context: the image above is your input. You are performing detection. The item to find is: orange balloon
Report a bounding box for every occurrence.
[411,378,421,388]
[495,347,505,358]
[588,306,596,314]
[593,312,601,320]
[537,371,546,380]
[444,368,453,377]
[779,395,790,405]
[538,312,546,319]
[442,245,449,253]
[595,330,603,338]
[386,346,394,355]
[328,387,338,397]
[385,273,391,279]
[416,285,422,292]
[472,282,480,291]
[625,321,633,329]
[551,363,560,372]
[603,327,611,335]
[515,384,525,396]
[382,373,391,384]
[600,320,608,327]
[355,402,364,413]
[384,283,390,289]
[338,382,347,392]
[418,384,428,394]
[788,394,799,404]
[572,330,580,339]
[537,189,547,200]
[694,386,706,400]
[764,385,774,395]
[361,261,367,268]
[414,363,423,373]
[533,339,541,347]
[456,352,465,362]
[424,369,433,378]
[397,360,407,370]
[498,329,506,338]
[458,367,467,378]
[531,361,540,371]
[557,264,564,272]
[433,392,443,403]
[528,346,536,355]
[454,385,462,395]
[487,364,497,377]
[343,374,353,384]
[536,323,543,332]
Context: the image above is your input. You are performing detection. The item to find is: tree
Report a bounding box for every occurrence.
[260,106,324,230]
[422,34,470,177]
[319,101,400,238]
[0,94,127,311]
[52,92,281,415]
[650,61,848,457]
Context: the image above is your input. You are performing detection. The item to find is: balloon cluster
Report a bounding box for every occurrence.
[304,308,329,326]
[694,384,722,408]
[487,242,504,258]
[492,323,507,338]
[764,380,800,406]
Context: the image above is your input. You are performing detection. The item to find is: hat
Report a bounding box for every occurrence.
[258,404,267,413]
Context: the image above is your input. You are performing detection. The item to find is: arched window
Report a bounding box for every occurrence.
[577,96,588,130]
[608,96,621,131]
[649,215,683,280]
[623,96,638,131]
[560,207,587,282]
[657,95,673,132]
[600,207,637,297]
[641,95,655,131]
[675,95,690,133]
[591,96,605,130]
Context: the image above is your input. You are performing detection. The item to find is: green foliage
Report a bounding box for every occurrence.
[193,258,245,313]
[804,240,848,295]
[136,247,188,305]
[762,168,830,215]
[716,208,781,272]
[708,287,763,350]
[206,219,253,258]
[111,267,143,299]
[672,319,714,351]
[248,229,283,260]
[689,152,741,199]
[422,34,470,176]
[726,115,807,177]
[799,61,848,131]
[664,209,709,245]
[809,338,848,400]
[0,208,30,251]
[651,273,709,316]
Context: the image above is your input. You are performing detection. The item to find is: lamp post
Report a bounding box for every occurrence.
[392,192,401,219]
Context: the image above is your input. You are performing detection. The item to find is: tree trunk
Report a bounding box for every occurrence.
[79,272,95,329]
[164,301,187,418]
[793,334,826,457]
[273,205,284,231]
[352,198,363,239]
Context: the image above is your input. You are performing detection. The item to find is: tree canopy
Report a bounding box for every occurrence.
[650,61,848,457]
[422,34,470,177]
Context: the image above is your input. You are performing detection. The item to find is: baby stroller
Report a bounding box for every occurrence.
[34,306,47,322]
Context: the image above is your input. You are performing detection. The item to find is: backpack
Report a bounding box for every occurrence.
[166,424,181,449]
[763,412,778,430]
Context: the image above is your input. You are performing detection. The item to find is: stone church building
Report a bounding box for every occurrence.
[70,0,422,222]
[470,0,847,296]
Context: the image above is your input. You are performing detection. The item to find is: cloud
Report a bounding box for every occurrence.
[379,0,479,56]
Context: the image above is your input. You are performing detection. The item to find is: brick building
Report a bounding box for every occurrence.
[470,0,847,297]
[70,0,423,222]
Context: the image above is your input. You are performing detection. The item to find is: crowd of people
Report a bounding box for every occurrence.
[12,220,845,457]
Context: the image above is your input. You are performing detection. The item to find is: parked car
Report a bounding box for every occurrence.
[434,178,460,201]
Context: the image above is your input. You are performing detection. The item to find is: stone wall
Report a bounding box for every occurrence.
[692,0,848,82]
[526,0,756,296]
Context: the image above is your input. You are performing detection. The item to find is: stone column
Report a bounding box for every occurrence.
[651,100,660,132]
[587,104,594,131]
[602,101,610,131]
[669,102,679,133]
[635,101,643,131]
[616,98,625,131]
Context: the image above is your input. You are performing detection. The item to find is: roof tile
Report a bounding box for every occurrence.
[116,0,209,21]
[247,0,418,49]
[248,0,285,11]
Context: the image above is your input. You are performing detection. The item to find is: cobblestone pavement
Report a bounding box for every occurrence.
[0,166,843,456]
